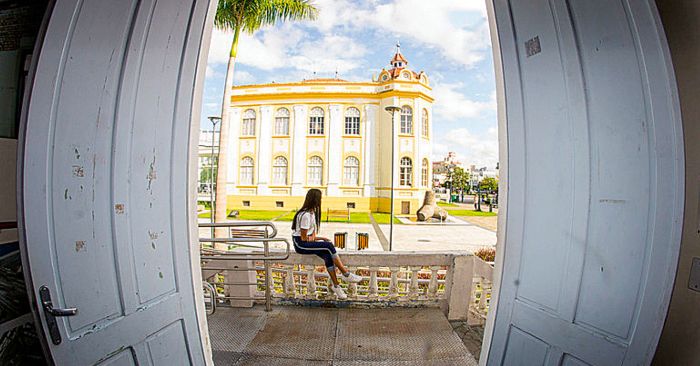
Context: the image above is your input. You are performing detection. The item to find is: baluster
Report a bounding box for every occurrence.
[306,265,317,299]
[409,267,420,299]
[347,267,357,299]
[480,281,491,312]
[389,267,400,299]
[428,266,440,298]
[221,270,231,305]
[284,265,296,298]
[471,278,481,311]
[368,267,378,299]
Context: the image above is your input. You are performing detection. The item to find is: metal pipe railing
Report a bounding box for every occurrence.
[198,221,277,238]
[199,221,288,312]
[199,238,290,261]
[202,281,217,315]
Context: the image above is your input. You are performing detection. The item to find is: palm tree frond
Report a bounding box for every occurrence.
[251,0,318,31]
[215,0,318,34]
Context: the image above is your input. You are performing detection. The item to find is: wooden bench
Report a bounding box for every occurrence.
[229,228,269,238]
[326,209,350,223]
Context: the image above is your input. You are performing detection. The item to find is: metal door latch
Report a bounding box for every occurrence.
[39,286,77,345]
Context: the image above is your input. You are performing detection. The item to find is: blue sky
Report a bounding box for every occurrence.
[200,0,498,168]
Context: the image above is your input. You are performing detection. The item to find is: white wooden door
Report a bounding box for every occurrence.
[485,0,683,365]
[19,0,213,364]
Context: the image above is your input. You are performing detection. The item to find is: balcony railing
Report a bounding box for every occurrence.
[202,249,494,325]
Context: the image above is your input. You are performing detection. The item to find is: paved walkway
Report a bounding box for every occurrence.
[208,306,478,365]
[198,218,496,253]
[375,222,496,252]
[456,216,498,233]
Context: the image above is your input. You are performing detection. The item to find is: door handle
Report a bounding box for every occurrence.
[39,286,77,345]
[43,301,78,316]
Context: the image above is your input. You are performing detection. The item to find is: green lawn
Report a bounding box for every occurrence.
[198,210,290,221]
[437,201,458,207]
[199,209,401,224]
[371,212,402,224]
[281,211,400,224]
[445,209,497,217]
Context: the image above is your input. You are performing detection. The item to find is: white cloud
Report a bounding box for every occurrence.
[432,83,496,120]
[233,70,256,84]
[206,29,234,64]
[309,0,490,68]
[433,127,499,167]
[291,34,367,74]
[207,26,366,79]
[206,65,216,78]
[371,1,490,68]
[206,0,490,72]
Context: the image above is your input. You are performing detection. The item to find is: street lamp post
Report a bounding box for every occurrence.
[384,106,401,252]
[207,116,221,235]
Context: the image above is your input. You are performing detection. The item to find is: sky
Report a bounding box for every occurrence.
[200,0,498,168]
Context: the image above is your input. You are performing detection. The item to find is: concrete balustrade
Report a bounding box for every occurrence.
[202,251,494,324]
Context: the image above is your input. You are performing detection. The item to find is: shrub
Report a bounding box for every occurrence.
[474,247,496,262]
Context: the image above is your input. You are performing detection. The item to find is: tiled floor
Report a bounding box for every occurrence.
[208,306,479,365]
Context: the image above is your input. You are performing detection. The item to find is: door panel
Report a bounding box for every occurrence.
[20,0,212,364]
[487,0,683,365]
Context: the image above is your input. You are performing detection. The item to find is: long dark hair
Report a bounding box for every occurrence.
[292,189,322,231]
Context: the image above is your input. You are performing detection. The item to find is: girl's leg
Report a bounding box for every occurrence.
[293,238,342,286]
[332,256,349,274]
[327,268,340,286]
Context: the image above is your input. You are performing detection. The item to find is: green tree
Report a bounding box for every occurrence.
[479,177,498,193]
[200,164,217,184]
[213,0,318,239]
[445,167,470,198]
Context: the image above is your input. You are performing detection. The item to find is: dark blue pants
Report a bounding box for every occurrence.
[292,236,338,270]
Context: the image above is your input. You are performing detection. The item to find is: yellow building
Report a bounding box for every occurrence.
[223,47,433,213]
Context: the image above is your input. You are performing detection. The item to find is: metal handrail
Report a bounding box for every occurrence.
[202,281,217,315]
[199,238,290,261]
[198,221,277,238]
[199,221,288,312]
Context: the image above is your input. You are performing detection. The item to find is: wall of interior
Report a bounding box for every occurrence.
[653,1,700,364]
[0,1,47,250]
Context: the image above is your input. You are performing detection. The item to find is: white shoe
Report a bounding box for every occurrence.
[343,272,362,283]
[331,285,347,300]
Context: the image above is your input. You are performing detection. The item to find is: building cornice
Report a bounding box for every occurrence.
[230,90,434,104]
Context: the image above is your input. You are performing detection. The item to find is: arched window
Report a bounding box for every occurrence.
[400,157,413,186]
[421,159,429,187]
[240,157,254,185]
[307,156,323,185]
[242,109,256,136]
[272,156,288,185]
[400,106,413,134]
[343,156,360,186]
[422,109,429,137]
[309,107,324,135]
[344,107,360,135]
[274,108,290,136]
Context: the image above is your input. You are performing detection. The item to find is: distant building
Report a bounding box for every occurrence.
[468,165,499,188]
[198,130,219,200]
[432,152,462,187]
[219,45,434,213]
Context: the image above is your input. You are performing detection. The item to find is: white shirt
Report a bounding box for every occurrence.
[292,211,316,237]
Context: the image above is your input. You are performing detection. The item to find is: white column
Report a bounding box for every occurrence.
[414,99,423,189]
[327,104,342,196]
[226,108,241,195]
[257,106,273,195]
[363,104,377,196]
[291,105,307,196]
[425,107,433,186]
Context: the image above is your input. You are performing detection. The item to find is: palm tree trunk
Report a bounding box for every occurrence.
[214,28,240,245]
